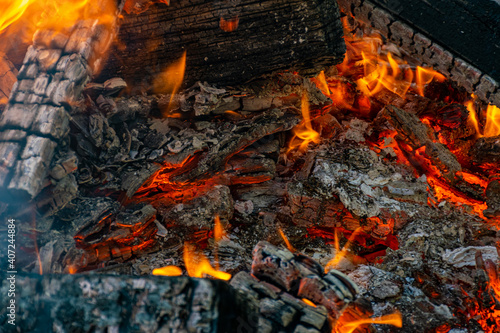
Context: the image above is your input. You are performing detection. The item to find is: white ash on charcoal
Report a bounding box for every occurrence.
[368,208,500,332]
[287,143,428,237]
[228,241,371,332]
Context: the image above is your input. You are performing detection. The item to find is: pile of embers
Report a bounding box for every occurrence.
[2,19,500,333]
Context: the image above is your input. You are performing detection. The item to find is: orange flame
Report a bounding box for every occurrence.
[334,311,403,333]
[484,104,500,137]
[415,66,446,97]
[288,93,320,153]
[466,101,500,138]
[427,175,488,219]
[183,242,231,280]
[153,51,187,115]
[337,32,445,100]
[152,265,183,276]
[357,51,413,98]
[213,215,226,270]
[325,227,363,272]
[278,226,296,252]
[214,215,226,243]
[315,71,331,96]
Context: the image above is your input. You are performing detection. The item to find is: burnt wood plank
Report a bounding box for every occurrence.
[0,273,257,333]
[98,0,345,87]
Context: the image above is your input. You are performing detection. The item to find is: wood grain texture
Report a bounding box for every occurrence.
[98,0,346,87]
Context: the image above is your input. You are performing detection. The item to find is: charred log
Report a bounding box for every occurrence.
[98,0,346,87]
[0,273,257,333]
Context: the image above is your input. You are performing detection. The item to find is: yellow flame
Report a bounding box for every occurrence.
[316,71,331,96]
[484,104,500,137]
[334,311,403,333]
[183,242,231,280]
[325,227,363,272]
[0,0,34,32]
[152,265,183,276]
[466,101,500,138]
[288,93,320,153]
[153,51,187,115]
[415,66,445,97]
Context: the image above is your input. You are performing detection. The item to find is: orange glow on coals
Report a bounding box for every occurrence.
[333,310,403,333]
[427,175,488,219]
[288,93,320,153]
[220,16,239,32]
[183,242,231,280]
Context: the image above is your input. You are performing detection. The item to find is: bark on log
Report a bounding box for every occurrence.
[97,0,346,87]
[0,273,257,333]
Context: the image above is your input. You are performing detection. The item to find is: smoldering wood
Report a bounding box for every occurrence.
[97,0,346,87]
[250,241,364,323]
[471,135,500,166]
[379,105,462,182]
[0,273,258,333]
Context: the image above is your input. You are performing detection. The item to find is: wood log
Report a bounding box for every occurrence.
[0,53,17,106]
[97,0,346,87]
[0,273,258,333]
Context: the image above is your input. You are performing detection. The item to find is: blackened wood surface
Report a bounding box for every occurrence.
[369,0,500,83]
[0,273,257,333]
[98,0,345,87]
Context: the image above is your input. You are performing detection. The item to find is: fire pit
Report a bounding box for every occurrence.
[1,0,500,332]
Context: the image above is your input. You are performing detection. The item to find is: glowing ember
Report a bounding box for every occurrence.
[152,265,182,276]
[153,50,187,115]
[220,16,239,32]
[288,93,320,153]
[333,310,403,333]
[427,175,489,219]
[183,242,231,280]
[302,298,317,307]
